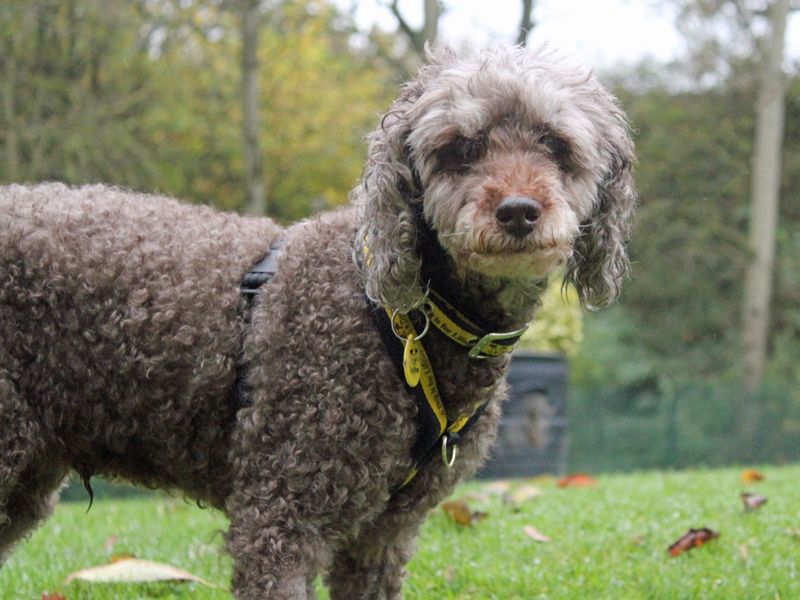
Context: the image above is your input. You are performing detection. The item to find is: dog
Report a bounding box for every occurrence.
[0,46,635,598]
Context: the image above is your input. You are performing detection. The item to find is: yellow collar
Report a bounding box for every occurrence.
[422,288,529,359]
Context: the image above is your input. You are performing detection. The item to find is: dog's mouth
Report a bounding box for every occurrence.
[459,243,572,278]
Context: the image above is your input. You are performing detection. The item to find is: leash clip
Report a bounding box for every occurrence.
[468,326,529,359]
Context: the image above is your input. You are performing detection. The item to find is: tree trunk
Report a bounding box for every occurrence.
[389,0,440,58]
[516,0,535,46]
[422,0,439,49]
[2,48,19,181]
[739,0,789,443]
[241,0,266,215]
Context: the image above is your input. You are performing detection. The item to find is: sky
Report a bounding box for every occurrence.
[336,0,800,71]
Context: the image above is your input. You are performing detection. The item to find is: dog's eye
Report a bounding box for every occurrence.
[539,132,572,171]
[436,135,487,173]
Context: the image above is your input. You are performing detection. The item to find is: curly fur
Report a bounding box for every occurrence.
[0,46,635,598]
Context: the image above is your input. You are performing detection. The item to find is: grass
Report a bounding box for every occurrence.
[2,464,799,599]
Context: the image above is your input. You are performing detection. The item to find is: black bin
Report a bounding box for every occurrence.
[477,351,569,479]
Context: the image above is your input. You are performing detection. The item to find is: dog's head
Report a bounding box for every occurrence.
[355,45,636,312]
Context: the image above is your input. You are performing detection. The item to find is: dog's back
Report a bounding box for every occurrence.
[0,183,281,506]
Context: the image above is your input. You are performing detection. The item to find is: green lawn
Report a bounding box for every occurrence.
[2,464,799,599]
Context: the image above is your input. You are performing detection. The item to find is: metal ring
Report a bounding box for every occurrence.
[390,308,430,342]
[441,435,457,468]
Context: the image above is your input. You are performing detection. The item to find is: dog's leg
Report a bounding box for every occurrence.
[0,374,65,564]
[326,510,424,600]
[226,500,325,600]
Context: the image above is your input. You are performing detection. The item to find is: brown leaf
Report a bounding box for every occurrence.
[65,558,224,589]
[741,492,768,511]
[110,553,137,563]
[740,469,765,484]
[441,500,487,526]
[42,594,66,600]
[523,525,552,543]
[738,543,750,561]
[510,485,545,503]
[483,480,512,495]
[557,473,597,488]
[668,528,720,557]
[630,533,646,546]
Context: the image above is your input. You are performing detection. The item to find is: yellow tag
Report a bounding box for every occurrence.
[403,334,422,387]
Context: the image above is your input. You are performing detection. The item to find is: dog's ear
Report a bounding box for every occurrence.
[354,79,427,312]
[564,139,637,310]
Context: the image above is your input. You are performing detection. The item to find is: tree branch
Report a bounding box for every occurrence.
[516,0,535,46]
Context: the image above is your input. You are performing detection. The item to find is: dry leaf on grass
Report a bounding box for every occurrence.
[65,558,224,589]
[483,480,512,495]
[41,594,66,600]
[741,492,768,512]
[507,485,545,504]
[557,473,597,488]
[740,468,765,484]
[630,533,646,546]
[667,528,720,557]
[441,500,487,526]
[523,525,551,543]
[738,543,750,561]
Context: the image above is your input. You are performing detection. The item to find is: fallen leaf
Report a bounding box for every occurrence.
[630,533,646,546]
[738,543,750,561]
[42,594,66,600]
[668,528,720,557]
[483,480,512,494]
[740,469,765,484]
[523,525,552,543]
[558,473,597,488]
[463,491,492,504]
[441,500,487,526]
[510,485,545,503]
[110,553,137,563]
[442,566,456,583]
[65,558,224,589]
[741,492,768,511]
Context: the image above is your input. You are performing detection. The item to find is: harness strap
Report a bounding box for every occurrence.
[369,299,489,494]
[241,240,285,301]
[233,239,284,409]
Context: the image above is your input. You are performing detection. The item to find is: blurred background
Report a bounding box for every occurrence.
[2,0,798,487]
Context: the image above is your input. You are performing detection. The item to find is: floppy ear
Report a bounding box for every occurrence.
[354,46,457,312]
[354,80,426,312]
[564,142,637,310]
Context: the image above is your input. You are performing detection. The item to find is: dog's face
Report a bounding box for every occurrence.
[358,47,636,312]
[414,116,582,280]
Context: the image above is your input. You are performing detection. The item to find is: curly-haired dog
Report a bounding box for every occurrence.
[0,46,635,598]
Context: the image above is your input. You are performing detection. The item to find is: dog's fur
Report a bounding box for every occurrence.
[0,46,635,598]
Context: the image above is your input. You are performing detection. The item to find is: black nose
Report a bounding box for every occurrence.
[495,196,542,238]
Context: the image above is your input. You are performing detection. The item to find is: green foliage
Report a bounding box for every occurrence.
[6,466,800,598]
[518,280,583,356]
[0,0,395,217]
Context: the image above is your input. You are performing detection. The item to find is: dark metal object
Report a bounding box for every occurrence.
[477,351,569,479]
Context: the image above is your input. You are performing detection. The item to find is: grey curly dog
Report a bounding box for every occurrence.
[0,46,635,598]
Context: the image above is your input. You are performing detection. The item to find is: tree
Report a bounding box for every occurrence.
[386,0,441,57]
[741,0,790,396]
[516,0,535,46]
[239,0,267,215]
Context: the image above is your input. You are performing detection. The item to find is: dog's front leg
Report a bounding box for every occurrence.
[226,498,326,600]
[325,504,429,600]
